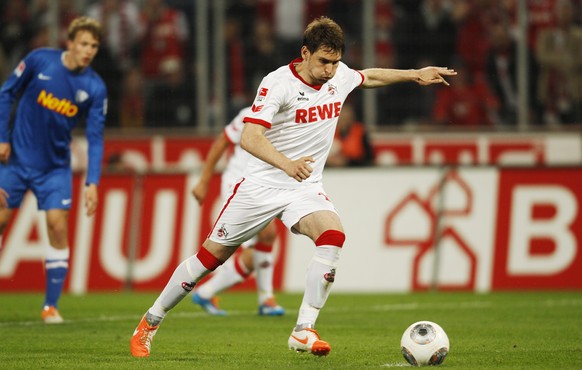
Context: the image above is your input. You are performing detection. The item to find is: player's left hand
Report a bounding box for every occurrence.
[417,67,457,86]
[0,188,8,209]
[84,183,99,216]
[0,143,11,164]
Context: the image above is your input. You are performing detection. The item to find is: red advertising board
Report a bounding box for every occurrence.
[493,168,582,289]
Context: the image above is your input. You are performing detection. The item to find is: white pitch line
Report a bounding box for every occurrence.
[1,298,580,327]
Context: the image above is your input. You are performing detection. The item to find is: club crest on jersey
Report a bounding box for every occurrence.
[217,224,229,238]
[76,89,89,103]
[327,83,338,95]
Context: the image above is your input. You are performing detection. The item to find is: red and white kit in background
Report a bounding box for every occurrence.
[208,59,364,247]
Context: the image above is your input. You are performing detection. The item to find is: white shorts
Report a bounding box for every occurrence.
[208,179,338,247]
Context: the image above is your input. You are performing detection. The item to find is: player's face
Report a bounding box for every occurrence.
[66,30,100,69]
[301,46,341,85]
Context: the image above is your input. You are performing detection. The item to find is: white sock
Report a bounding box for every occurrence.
[253,249,274,304]
[296,245,341,328]
[196,257,245,299]
[148,255,212,320]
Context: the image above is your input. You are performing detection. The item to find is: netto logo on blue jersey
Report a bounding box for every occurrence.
[37,89,79,117]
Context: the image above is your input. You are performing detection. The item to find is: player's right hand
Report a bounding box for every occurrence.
[192,182,208,205]
[0,143,11,164]
[0,188,8,209]
[286,156,314,182]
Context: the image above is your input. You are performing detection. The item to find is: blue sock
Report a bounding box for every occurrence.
[44,246,69,308]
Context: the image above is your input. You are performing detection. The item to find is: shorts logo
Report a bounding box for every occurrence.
[61,199,72,206]
[217,224,229,238]
[181,282,194,291]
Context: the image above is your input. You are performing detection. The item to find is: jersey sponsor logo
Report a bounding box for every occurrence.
[38,73,52,80]
[251,104,264,113]
[37,89,79,117]
[15,61,25,77]
[295,102,341,124]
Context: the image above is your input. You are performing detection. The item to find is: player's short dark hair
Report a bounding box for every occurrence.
[67,16,102,42]
[303,16,345,55]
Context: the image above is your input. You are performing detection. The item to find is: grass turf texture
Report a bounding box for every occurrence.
[0,291,580,369]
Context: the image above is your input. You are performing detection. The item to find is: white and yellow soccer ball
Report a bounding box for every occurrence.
[400,321,450,366]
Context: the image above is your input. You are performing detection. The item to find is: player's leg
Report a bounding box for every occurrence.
[131,239,234,357]
[32,167,73,324]
[192,245,252,315]
[254,221,285,316]
[288,210,344,356]
[0,164,26,250]
[0,207,14,251]
[281,185,344,356]
[42,209,71,324]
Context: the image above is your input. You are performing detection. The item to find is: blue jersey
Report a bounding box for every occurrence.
[0,48,107,185]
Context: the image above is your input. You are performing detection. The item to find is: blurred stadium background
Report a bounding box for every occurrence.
[0,0,581,294]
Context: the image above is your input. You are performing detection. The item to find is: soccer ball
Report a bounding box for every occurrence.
[400,321,449,366]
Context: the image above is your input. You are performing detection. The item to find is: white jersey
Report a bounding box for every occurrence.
[243,59,364,189]
[221,106,253,197]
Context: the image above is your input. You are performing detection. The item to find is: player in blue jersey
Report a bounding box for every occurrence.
[0,16,107,324]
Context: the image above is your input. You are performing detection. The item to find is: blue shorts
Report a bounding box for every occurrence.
[0,163,72,210]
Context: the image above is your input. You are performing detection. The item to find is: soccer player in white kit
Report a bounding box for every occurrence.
[190,106,284,316]
[131,16,456,357]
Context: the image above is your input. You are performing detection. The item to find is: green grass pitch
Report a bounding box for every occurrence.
[0,291,580,369]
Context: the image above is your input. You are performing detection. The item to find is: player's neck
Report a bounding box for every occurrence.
[62,51,86,73]
[294,61,314,85]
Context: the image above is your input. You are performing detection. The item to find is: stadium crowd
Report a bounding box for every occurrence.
[1,0,581,128]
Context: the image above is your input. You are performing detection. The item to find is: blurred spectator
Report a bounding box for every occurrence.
[145,57,196,127]
[536,0,582,125]
[454,0,502,80]
[87,0,143,71]
[224,12,248,116]
[0,0,32,72]
[30,0,79,47]
[245,18,280,102]
[139,0,190,82]
[486,13,540,125]
[119,66,146,129]
[432,60,499,127]
[327,103,375,167]
[526,0,558,51]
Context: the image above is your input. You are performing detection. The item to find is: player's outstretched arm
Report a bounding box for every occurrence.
[84,183,98,217]
[192,132,230,205]
[241,122,314,182]
[360,67,456,88]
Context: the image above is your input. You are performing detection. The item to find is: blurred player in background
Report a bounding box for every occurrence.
[190,106,284,317]
[0,16,107,324]
[131,16,455,357]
